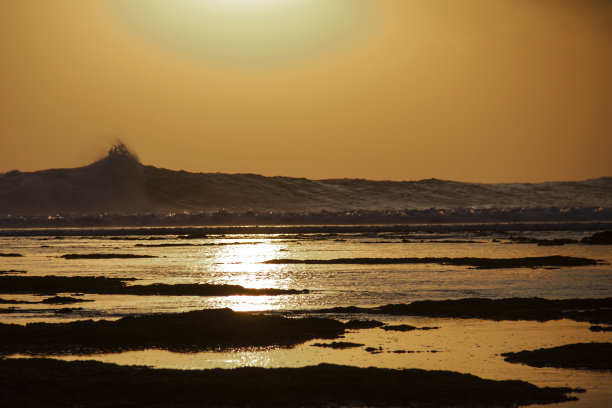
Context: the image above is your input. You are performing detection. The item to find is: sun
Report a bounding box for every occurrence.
[208,0,294,8]
[107,0,369,64]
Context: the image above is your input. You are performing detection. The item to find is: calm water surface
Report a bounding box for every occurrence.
[1,228,611,318]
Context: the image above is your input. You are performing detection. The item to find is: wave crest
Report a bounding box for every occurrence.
[1,145,611,216]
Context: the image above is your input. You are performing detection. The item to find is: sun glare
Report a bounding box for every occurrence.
[108,0,369,63]
[208,0,295,9]
[214,239,286,283]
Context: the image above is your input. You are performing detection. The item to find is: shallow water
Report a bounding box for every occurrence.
[37,317,612,407]
[1,228,611,319]
[1,224,611,406]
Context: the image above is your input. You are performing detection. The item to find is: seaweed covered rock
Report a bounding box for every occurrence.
[582,231,612,245]
[0,359,581,407]
[0,309,345,354]
[502,342,612,370]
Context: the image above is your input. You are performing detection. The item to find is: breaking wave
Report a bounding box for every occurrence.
[1,144,611,225]
[0,144,147,215]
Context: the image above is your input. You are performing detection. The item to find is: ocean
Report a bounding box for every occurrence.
[2,149,612,406]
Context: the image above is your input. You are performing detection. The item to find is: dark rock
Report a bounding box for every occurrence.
[0,276,308,296]
[344,319,384,329]
[0,309,346,354]
[589,325,612,332]
[314,297,612,324]
[61,253,157,259]
[507,236,578,246]
[0,270,26,275]
[582,231,612,245]
[314,306,364,313]
[0,359,581,408]
[54,307,82,314]
[502,342,612,371]
[311,342,364,349]
[382,324,440,332]
[0,298,36,305]
[263,255,602,269]
[41,296,94,305]
[382,324,417,332]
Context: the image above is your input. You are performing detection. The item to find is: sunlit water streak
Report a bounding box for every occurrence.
[2,230,611,319]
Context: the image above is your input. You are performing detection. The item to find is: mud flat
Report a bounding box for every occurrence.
[502,342,612,371]
[0,309,346,354]
[0,358,580,407]
[314,297,612,324]
[264,255,602,269]
[0,276,308,296]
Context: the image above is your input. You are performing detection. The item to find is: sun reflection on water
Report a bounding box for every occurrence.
[189,237,292,293]
[216,239,284,270]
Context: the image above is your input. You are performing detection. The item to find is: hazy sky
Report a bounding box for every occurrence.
[1,0,611,182]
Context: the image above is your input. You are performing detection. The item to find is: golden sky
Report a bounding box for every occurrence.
[1,0,611,182]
